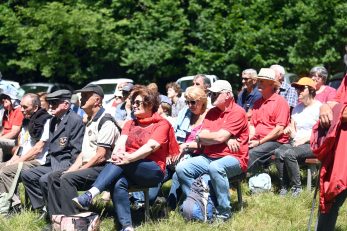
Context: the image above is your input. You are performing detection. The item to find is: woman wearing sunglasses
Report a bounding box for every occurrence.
[73,86,179,231]
[167,86,209,209]
[274,77,321,197]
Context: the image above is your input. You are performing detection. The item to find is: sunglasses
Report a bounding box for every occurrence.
[115,96,123,100]
[295,86,308,92]
[132,100,143,106]
[208,92,222,98]
[48,99,63,106]
[185,100,197,106]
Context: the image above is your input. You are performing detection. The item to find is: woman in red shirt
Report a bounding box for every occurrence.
[73,86,179,231]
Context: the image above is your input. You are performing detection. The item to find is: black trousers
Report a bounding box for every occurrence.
[46,165,105,216]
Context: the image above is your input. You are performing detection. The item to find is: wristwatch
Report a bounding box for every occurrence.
[195,134,200,144]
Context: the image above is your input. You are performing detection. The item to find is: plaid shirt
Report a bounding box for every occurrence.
[279,82,298,108]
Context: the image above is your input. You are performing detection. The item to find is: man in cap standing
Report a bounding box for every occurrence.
[45,84,119,217]
[21,90,85,218]
[247,68,290,173]
[176,80,249,221]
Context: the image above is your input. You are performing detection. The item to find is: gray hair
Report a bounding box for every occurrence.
[242,69,258,79]
[23,93,41,107]
[310,66,328,83]
[194,74,211,88]
[270,64,286,76]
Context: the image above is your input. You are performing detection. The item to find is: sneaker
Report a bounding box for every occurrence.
[215,213,232,222]
[121,226,134,231]
[72,191,93,210]
[279,188,288,196]
[291,187,303,197]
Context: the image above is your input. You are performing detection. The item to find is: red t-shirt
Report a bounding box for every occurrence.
[202,102,249,172]
[335,74,347,103]
[251,93,290,143]
[122,119,171,172]
[315,86,337,103]
[2,106,24,135]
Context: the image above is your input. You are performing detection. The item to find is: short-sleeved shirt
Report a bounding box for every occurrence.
[202,102,249,172]
[237,87,262,112]
[279,82,298,108]
[122,118,171,172]
[292,100,322,142]
[335,74,347,103]
[81,108,119,163]
[19,119,50,165]
[251,93,290,143]
[315,85,337,103]
[2,106,24,135]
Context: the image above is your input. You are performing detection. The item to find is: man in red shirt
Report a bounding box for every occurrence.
[0,87,24,162]
[176,80,249,221]
[247,68,290,173]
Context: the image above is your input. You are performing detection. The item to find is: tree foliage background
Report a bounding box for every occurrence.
[0,0,346,89]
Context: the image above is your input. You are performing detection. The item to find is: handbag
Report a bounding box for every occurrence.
[52,212,100,231]
[0,162,23,215]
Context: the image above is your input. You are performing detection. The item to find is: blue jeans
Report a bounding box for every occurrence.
[92,160,164,228]
[175,155,242,216]
[317,189,347,231]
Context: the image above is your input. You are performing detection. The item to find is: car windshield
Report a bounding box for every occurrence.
[21,85,49,93]
[98,84,117,95]
[178,80,193,92]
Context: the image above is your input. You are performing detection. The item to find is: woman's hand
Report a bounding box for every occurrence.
[319,103,333,128]
[248,140,261,149]
[283,126,292,135]
[114,152,131,165]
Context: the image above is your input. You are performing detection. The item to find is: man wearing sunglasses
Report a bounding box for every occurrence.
[21,89,85,220]
[176,80,249,221]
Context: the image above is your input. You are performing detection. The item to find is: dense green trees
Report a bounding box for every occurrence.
[0,0,346,87]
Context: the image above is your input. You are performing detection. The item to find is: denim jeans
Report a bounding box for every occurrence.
[175,155,242,216]
[248,141,282,174]
[274,143,313,188]
[92,160,164,228]
[317,189,347,231]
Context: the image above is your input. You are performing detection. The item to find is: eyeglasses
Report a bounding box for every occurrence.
[132,100,143,106]
[115,96,123,100]
[185,100,197,106]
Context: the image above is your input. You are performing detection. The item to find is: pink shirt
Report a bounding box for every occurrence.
[251,93,290,143]
[315,86,337,103]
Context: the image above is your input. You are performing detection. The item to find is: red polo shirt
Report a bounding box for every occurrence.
[202,102,249,172]
[250,93,290,143]
[2,106,24,135]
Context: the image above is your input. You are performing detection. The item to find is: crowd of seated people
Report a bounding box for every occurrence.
[0,68,346,231]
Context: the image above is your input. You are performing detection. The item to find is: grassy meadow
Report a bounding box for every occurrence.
[0,175,346,231]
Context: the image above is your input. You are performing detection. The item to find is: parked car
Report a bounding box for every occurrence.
[88,78,133,103]
[1,80,20,89]
[328,72,345,90]
[176,75,219,93]
[21,83,74,94]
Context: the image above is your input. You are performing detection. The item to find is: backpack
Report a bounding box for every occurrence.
[52,212,100,231]
[98,113,122,134]
[0,162,23,216]
[248,173,272,194]
[180,174,216,222]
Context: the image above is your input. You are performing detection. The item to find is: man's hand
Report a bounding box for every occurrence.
[319,103,333,128]
[227,138,240,152]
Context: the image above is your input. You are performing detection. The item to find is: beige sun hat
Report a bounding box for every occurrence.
[257,68,281,86]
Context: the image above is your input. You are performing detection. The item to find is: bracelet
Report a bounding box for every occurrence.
[195,134,200,144]
[184,143,190,152]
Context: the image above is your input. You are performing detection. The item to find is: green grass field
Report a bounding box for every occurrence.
[0,178,346,231]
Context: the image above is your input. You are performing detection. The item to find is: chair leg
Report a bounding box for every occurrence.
[144,189,150,222]
[307,167,312,191]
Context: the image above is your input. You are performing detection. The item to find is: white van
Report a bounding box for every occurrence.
[176,75,218,92]
[88,78,133,103]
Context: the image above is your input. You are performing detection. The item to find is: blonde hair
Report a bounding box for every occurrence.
[185,86,207,111]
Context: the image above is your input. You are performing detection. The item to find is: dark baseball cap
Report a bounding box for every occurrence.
[46,90,72,101]
[75,84,104,99]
